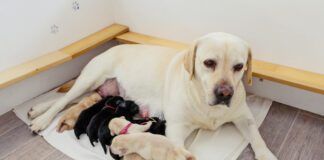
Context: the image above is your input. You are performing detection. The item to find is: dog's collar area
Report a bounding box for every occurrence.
[119,123,132,134]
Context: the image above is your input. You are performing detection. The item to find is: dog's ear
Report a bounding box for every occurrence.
[184,41,199,80]
[245,48,253,85]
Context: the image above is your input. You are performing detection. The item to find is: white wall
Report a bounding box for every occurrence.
[113,0,324,74]
[0,0,114,71]
[0,0,115,114]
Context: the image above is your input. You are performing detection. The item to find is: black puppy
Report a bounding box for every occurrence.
[97,119,121,159]
[73,96,113,139]
[86,99,139,146]
[131,117,166,135]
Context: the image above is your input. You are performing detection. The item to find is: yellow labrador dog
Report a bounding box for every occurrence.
[29,33,277,160]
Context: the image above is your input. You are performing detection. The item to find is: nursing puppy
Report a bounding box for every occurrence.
[98,117,165,152]
[109,116,152,136]
[56,79,120,133]
[73,96,119,139]
[86,99,139,145]
[99,117,151,159]
[29,33,277,160]
[111,133,195,160]
[56,92,102,133]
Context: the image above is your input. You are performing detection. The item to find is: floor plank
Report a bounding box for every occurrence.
[259,102,299,155]
[0,124,36,159]
[238,102,299,159]
[4,137,56,160]
[44,150,73,160]
[278,112,324,160]
[0,111,24,136]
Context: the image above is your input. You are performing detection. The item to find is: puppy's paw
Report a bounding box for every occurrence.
[56,116,75,133]
[256,150,278,160]
[30,113,53,133]
[28,100,55,119]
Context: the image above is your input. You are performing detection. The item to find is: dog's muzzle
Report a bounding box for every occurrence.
[213,84,234,106]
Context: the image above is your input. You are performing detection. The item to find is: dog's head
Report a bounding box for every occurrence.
[184,32,252,107]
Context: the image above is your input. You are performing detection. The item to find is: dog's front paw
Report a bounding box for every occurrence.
[30,113,53,133]
[28,100,55,119]
[256,150,278,160]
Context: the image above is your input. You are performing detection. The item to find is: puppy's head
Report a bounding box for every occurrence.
[117,100,139,118]
[108,116,127,136]
[184,32,252,107]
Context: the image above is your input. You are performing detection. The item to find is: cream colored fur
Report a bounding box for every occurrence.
[28,33,277,160]
[109,117,152,136]
[111,133,196,160]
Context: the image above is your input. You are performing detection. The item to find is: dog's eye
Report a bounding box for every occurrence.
[233,63,244,72]
[203,59,217,69]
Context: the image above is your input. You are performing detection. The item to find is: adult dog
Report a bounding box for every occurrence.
[29,33,277,160]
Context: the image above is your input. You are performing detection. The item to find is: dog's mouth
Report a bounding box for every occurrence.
[208,99,231,107]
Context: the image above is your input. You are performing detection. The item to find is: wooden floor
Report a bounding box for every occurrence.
[0,102,323,160]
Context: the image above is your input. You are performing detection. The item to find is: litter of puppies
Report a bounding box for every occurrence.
[71,95,167,160]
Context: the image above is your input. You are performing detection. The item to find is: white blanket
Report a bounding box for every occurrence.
[14,89,271,160]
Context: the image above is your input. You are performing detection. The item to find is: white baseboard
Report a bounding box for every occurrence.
[247,77,324,116]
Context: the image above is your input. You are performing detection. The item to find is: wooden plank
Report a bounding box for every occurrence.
[44,150,73,160]
[253,60,324,95]
[0,124,36,159]
[258,102,299,155]
[0,111,24,136]
[0,51,71,89]
[117,32,188,50]
[278,112,324,160]
[238,102,299,159]
[60,24,129,58]
[116,32,324,94]
[0,24,129,89]
[4,137,56,160]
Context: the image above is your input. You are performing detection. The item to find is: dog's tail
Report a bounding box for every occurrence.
[57,79,76,93]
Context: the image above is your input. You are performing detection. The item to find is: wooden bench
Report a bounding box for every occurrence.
[1,24,323,95]
[0,24,128,88]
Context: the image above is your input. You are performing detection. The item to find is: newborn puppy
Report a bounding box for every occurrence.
[73,96,116,139]
[111,133,196,160]
[98,116,166,159]
[130,117,166,135]
[109,117,152,136]
[57,92,102,133]
[86,98,139,146]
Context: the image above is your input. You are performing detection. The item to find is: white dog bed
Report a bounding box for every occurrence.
[14,88,271,160]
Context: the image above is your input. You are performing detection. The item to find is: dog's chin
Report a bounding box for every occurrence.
[208,99,230,107]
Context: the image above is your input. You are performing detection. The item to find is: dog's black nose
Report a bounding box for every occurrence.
[214,84,233,105]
